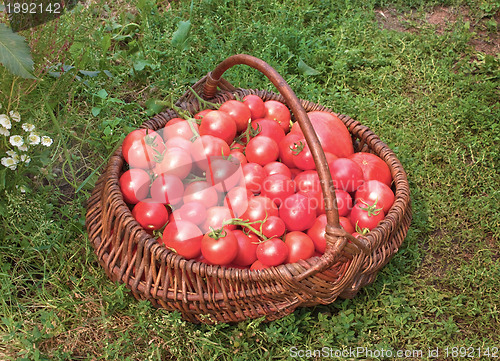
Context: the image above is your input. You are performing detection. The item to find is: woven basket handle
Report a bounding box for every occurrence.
[203,54,370,279]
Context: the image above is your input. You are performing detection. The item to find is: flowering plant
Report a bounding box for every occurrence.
[0,104,53,191]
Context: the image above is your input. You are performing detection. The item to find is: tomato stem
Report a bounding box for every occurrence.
[357,199,383,217]
[187,86,221,110]
[222,217,268,242]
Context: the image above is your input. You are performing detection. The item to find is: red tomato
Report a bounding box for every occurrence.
[307,214,328,253]
[229,150,247,166]
[291,111,354,158]
[284,231,315,263]
[182,181,219,209]
[201,229,239,265]
[355,179,395,215]
[294,170,321,194]
[329,158,364,192]
[291,139,316,170]
[279,193,316,232]
[201,206,234,234]
[250,259,269,270]
[154,147,192,179]
[243,94,266,120]
[161,220,203,259]
[261,215,286,239]
[122,129,165,170]
[230,142,245,152]
[119,169,150,204]
[242,162,266,194]
[205,157,243,192]
[194,109,213,120]
[263,161,292,178]
[339,216,355,234]
[164,136,193,153]
[232,230,259,266]
[191,135,231,171]
[256,238,289,267]
[251,118,286,145]
[199,110,237,145]
[349,200,385,231]
[245,136,279,166]
[348,152,392,187]
[278,133,303,168]
[324,152,338,164]
[178,201,207,226]
[260,174,295,207]
[240,195,279,223]
[163,118,199,141]
[150,173,184,206]
[224,186,252,218]
[132,200,169,231]
[219,100,252,133]
[335,189,353,217]
[263,100,291,133]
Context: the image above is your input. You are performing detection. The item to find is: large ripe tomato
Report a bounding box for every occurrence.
[161,220,203,259]
[245,136,279,166]
[163,118,199,141]
[294,170,321,194]
[278,133,303,168]
[335,189,353,217]
[290,138,316,170]
[154,147,192,179]
[229,150,247,166]
[199,110,237,145]
[242,162,267,194]
[224,186,252,218]
[306,214,328,253]
[355,179,395,215]
[119,168,151,204]
[182,181,219,209]
[164,136,193,154]
[243,94,266,120]
[284,231,315,263]
[251,118,286,145]
[349,200,385,231]
[122,129,165,170]
[232,230,259,266]
[201,206,235,234]
[263,161,292,178]
[348,152,393,187]
[194,109,213,120]
[260,174,295,207]
[329,158,364,192]
[256,238,289,267]
[201,229,239,265]
[178,201,207,226]
[261,215,286,239]
[149,173,184,206]
[191,135,231,171]
[240,195,279,223]
[132,200,169,231]
[339,216,355,234]
[279,193,316,232]
[291,111,353,158]
[263,100,291,133]
[205,157,243,192]
[219,100,252,133]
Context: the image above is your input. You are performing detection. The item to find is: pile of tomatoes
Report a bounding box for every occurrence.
[118,95,395,270]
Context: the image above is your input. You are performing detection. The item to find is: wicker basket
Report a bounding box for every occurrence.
[85,54,412,324]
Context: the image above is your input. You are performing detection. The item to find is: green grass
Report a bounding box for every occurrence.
[0,0,499,359]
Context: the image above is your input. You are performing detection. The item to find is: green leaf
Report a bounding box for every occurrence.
[91,107,101,116]
[96,89,108,99]
[0,24,35,79]
[171,20,191,50]
[298,59,320,76]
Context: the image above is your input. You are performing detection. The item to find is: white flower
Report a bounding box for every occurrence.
[9,111,21,122]
[0,126,9,137]
[20,154,31,164]
[9,135,24,147]
[18,144,28,152]
[28,133,41,145]
[22,123,35,132]
[18,185,27,193]
[0,114,11,129]
[6,150,19,160]
[1,157,18,170]
[41,136,53,147]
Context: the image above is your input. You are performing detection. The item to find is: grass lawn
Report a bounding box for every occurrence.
[0,0,499,359]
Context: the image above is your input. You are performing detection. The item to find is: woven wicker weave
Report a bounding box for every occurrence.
[85,55,412,324]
